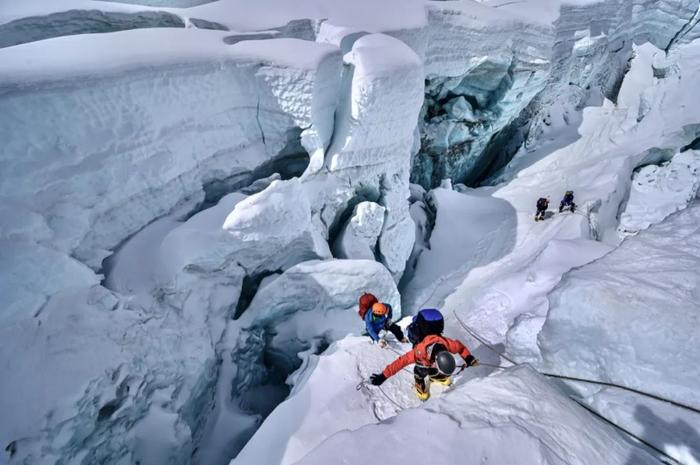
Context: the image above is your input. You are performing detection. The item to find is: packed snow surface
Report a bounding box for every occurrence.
[235,338,657,465]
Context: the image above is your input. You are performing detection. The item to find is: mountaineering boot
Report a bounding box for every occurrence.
[429,376,452,387]
[378,339,388,348]
[414,383,430,401]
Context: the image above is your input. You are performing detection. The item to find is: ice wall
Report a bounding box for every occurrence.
[0,31,339,269]
[413,2,552,187]
[415,0,700,188]
[305,32,424,279]
[0,30,342,464]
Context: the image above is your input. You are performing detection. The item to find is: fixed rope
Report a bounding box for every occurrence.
[571,397,680,465]
[355,344,415,411]
[453,311,700,415]
[452,311,693,465]
[359,328,688,464]
[356,380,408,410]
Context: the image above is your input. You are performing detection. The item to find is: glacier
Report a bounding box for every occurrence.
[1,0,700,464]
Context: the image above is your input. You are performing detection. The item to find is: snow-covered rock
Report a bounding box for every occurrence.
[618,150,700,236]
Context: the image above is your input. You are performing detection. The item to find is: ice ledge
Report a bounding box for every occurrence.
[0,30,339,87]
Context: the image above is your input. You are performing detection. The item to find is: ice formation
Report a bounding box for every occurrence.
[1,0,700,464]
[618,149,700,236]
[332,201,386,260]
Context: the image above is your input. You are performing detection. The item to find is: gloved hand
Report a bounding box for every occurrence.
[378,339,387,348]
[464,355,479,367]
[370,373,387,386]
[400,337,409,344]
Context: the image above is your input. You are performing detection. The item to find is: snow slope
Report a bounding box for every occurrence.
[234,337,658,465]
[434,39,700,343]
[539,201,700,443]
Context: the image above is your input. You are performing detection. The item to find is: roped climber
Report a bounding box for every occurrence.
[535,197,549,221]
[359,293,407,347]
[559,190,576,213]
[369,309,479,400]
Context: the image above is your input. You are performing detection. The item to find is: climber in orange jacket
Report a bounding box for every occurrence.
[369,309,479,400]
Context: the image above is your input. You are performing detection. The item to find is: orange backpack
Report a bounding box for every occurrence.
[358,293,378,319]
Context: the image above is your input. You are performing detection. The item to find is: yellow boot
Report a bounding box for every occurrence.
[414,383,430,401]
[430,376,452,387]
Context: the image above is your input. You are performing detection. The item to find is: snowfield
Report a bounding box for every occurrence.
[1,0,700,464]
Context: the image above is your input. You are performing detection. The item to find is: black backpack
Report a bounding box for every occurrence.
[407,309,445,345]
[537,198,548,210]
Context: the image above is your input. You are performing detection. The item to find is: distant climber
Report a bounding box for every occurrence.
[369,309,479,400]
[535,197,549,221]
[359,293,407,347]
[559,190,576,213]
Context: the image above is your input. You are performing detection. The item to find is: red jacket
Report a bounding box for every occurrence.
[382,334,471,378]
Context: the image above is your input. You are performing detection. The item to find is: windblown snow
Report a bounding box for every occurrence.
[1,0,699,464]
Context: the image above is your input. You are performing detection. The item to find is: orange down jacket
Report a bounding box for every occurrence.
[382,334,471,378]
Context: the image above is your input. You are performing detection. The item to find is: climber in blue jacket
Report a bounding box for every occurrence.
[364,302,408,347]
